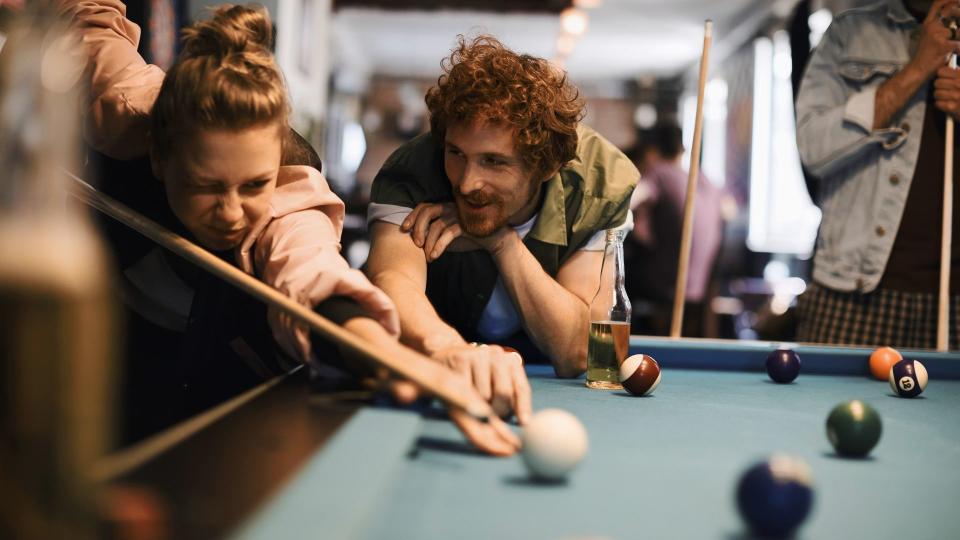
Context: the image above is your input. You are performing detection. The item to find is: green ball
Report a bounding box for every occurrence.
[826,400,882,457]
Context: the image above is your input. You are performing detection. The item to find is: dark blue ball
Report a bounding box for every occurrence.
[737,456,814,537]
[766,348,801,383]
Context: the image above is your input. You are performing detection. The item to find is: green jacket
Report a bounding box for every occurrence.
[370,124,638,341]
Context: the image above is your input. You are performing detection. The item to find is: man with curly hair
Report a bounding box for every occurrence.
[365,36,638,421]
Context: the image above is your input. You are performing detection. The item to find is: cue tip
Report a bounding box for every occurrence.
[704,20,713,36]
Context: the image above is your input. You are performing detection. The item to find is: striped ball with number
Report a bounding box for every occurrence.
[888,359,928,398]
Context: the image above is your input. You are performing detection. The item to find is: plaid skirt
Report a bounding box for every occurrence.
[795,283,960,350]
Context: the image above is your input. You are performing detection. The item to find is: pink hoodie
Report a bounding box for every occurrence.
[59,0,399,361]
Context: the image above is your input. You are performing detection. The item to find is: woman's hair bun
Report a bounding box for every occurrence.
[150,3,288,158]
[180,4,273,59]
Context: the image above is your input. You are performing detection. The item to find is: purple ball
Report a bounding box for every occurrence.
[766,348,801,383]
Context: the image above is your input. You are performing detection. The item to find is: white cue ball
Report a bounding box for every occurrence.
[520,408,588,480]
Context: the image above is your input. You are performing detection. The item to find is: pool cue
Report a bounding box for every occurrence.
[670,19,713,339]
[66,172,493,421]
[939,29,957,352]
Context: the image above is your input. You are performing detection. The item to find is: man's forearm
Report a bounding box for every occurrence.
[369,269,466,355]
[874,64,929,129]
[492,233,589,377]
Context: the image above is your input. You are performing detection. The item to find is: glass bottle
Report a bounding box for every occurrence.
[586,229,632,389]
[0,9,116,539]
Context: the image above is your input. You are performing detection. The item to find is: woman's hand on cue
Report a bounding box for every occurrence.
[377,372,521,456]
[449,408,521,457]
[339,301,526,455]
[430,342,533,425]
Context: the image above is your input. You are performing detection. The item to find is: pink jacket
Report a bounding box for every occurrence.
[60,0,399,361]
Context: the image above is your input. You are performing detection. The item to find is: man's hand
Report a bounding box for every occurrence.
[431,342,532,424]
[401,202,513,261]
[874,0,960,129]
[401,202,465,262]
[912,0,960,81]
[935,65,960,118]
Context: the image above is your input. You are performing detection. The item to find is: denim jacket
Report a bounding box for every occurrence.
[796,0,925,293]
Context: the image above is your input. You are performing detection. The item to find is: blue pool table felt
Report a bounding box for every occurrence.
[236,362,960,539]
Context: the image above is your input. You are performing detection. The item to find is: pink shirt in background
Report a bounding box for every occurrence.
[631,160,723,302]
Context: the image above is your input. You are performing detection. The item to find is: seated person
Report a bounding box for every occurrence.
[61,1,517,455]
[625,122,724,337]
[366,35,639,422]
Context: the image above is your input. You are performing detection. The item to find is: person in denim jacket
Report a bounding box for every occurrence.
[796,0,960,348]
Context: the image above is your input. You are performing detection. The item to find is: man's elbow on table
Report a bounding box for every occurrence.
[553,354,587,379]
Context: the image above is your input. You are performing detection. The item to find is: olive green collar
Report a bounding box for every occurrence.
[527,170,570,246]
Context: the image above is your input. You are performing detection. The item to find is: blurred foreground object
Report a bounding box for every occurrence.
[0,5,117,539]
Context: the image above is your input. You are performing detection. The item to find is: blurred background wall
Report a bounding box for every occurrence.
[0,0,879,342]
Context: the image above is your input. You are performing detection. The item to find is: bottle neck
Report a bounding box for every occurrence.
[610,234,626,289]
[603,229,627,288]
[591,229,631,322]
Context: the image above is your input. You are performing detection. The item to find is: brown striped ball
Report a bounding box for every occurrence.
[619,354,661,396]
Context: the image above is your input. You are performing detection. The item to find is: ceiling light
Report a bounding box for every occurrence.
[560,8,588,36]
[634,103,657,129]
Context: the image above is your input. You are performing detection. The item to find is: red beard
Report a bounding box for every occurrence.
[454,191,507,237]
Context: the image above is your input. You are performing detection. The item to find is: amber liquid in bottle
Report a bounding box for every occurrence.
[586,230,631,389]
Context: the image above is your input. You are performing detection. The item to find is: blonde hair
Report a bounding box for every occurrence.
[150,4,288,158]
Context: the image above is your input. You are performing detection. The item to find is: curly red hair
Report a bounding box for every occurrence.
[426,35,584,181]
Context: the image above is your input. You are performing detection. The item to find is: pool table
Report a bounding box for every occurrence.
[110,337,960,539]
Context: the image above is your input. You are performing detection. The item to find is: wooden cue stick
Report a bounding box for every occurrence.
[65,172,493,420]
[938,47,957,352]
[670,20,713,339]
